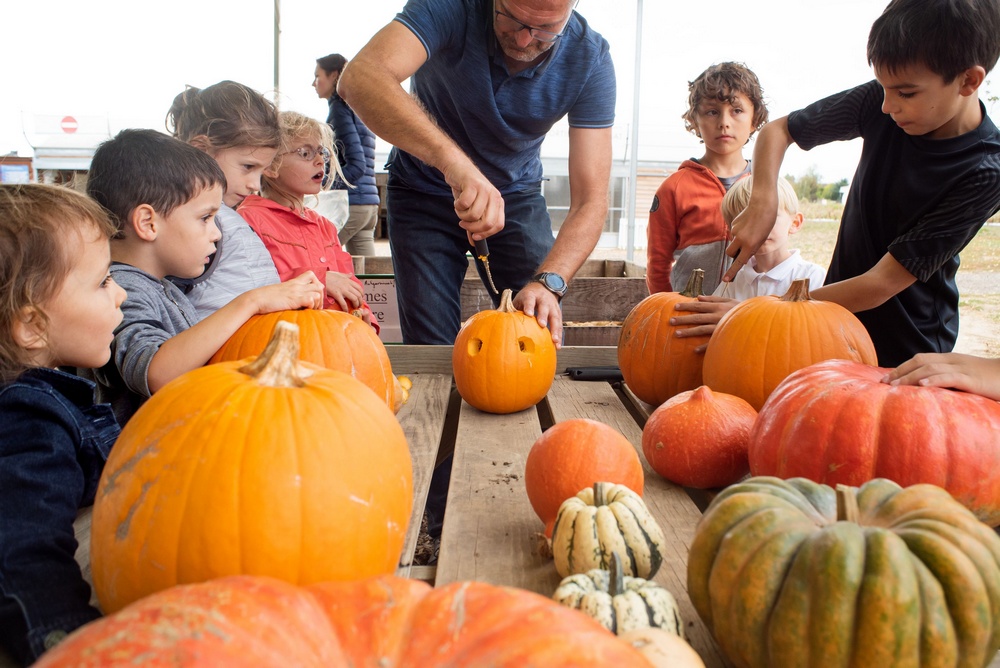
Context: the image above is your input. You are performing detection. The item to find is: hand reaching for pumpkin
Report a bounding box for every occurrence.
[883,352,1000,401]
[250,271,325,313]
[670,296,739,353]
[514,283,563,349]
[325,271,365,313]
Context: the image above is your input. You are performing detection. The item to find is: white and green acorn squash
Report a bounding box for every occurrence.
[553,552,684,636]
[551,481,666,578]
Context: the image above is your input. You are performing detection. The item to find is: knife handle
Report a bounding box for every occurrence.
[564,366,623,382]
[474,238,489,258]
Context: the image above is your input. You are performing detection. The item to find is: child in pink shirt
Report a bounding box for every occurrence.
[239,111,376,328]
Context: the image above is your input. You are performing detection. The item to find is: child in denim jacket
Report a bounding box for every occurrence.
[0,184,127,664]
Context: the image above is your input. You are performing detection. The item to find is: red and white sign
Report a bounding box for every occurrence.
[60,116,79,134]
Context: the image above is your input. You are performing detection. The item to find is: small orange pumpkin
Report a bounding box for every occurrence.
[92,322,413,614]
[642,386,757,489]
[702,279,877,410]
[452,288,557,414]
[210,309,397,410]
[524,418,644,537]
[618,269,710,405]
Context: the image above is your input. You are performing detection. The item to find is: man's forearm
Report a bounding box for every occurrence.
[538,200,607,280]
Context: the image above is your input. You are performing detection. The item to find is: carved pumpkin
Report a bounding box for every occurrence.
[749,358,1000,525]
[553,553,683,636]
[35,575,652,667]
[702,279,877,410]
[618,269,710,405]
[524,418,644,537]
[452,289,557,414]
[688,476,1000,668]
[210,309,397,410]
[642,385,757,489]
[91,322,413,614]
[551,482,665,579]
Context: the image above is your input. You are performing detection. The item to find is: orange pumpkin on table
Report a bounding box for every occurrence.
[34,575,653,667]
[618,269,710,406]
[702,279,877,410]
[91,322,413,613]
[210,309,398,410]
[452,288,557,414]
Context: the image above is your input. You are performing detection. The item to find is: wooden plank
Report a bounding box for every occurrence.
[434,403,559,592]
[546,377,732,668]
[387,345,619,375]
[460,276,647,322]
[394,373,452,576]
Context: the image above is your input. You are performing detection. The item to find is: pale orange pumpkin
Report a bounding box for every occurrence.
[210,309,397,409]
[702,279,877,410]
[453,288,557,414]
[91,322,413,614]
[524,418,644,537]
[618,269,710,405]
[642,386,757,489]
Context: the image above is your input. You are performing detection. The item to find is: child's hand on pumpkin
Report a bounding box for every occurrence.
[251,271,324,312]
[883,352,1000,401]
[670,296,738,352]
[325,271,365,313]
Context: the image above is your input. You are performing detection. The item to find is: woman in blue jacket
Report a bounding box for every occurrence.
[314,53,381,256]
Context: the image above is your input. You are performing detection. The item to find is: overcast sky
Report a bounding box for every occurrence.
[5,0,903,183]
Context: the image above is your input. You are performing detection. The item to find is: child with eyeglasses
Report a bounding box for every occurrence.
[239,111,377,326]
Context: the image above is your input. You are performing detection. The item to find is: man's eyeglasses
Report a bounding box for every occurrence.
[285,146,331,162]
[494,8,565,43]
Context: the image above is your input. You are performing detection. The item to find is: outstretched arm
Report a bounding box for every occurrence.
[514,126,612,348]
[809,252,915,312]
[723,117,795,281]
[884,352,1000,401]
[338,21,503,241]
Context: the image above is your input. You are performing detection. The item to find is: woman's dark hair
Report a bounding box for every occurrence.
[317,53,348,75]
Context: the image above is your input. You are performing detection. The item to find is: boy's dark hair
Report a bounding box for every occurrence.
[683,62,769,139]
[86,129,226,237]
[316,53,348,75]
[868,0,1000,81]
[165,80,282,151]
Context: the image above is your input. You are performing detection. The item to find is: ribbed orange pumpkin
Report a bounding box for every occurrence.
[749,358,1000,525]
[619,269,710,405]
[91,322,413,614]
[524,418,644,537]
[702,279,877,410]
[642,386,757,489]
[210,309,397,409]
[453,289,557,414]
[35,575,652,667]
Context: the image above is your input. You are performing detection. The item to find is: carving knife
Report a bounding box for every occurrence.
[474,238,499,294]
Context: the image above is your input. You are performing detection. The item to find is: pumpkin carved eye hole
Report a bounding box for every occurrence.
[467,338,484,356]
[518,337,535,354]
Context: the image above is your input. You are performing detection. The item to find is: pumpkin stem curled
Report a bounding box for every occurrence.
[680,268,705,298]
[498,289,517,313]
[779,278,812,302]
[238,321,308,388]
[835,484,860,524]
[609,552,624,598]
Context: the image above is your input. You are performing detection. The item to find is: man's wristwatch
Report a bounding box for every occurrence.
[531,272,568,300]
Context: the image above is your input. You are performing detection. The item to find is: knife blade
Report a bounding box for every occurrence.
[474,238,499,295]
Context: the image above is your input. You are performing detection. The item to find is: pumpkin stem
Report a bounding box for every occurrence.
[238,321,309,388]
[835,484,860,524]
[680,268,705,298]
[609,552,624,598]
[498,288,517,313]
[778,278,812,302]
[593,482,609,507]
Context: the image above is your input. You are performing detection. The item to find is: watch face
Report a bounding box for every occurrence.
[546,273,566,291]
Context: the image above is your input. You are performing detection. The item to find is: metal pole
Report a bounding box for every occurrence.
[625,0,642,263]
[273,0,281,92]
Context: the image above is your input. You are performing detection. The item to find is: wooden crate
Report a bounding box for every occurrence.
[353,257,647,346]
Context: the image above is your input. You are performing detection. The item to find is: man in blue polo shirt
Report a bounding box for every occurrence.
[340,0,616,347]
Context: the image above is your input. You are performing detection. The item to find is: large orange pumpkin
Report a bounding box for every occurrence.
[749,358,1000,525]
[524,418,644,537]
[453,288,557,414]
[35,575,653,667]
[618,269,710,405]
[702,279,877,410]
[210,309,397,409]
[91,322,413,613]
[642,386,757,489]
